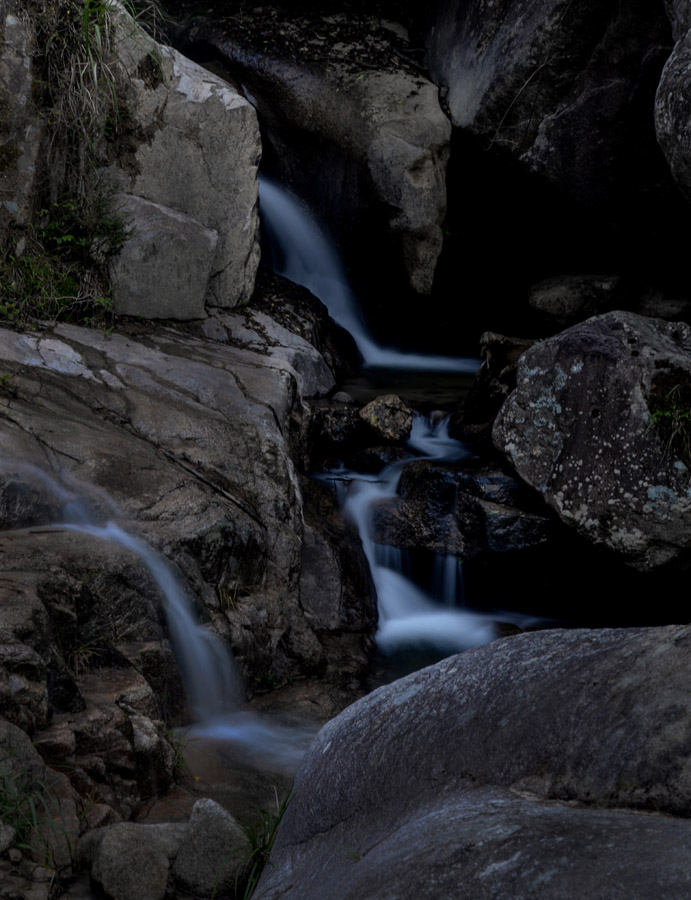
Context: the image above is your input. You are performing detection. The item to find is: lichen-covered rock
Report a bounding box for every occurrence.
[254,626,691,900]
[493,311,691,569]
[105,3,261,313]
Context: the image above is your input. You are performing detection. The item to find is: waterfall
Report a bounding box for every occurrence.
[259,178,479,373]
[338,416,496,654]
[3,465,313,769]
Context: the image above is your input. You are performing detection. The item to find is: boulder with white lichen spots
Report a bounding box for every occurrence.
[493,310,691,570]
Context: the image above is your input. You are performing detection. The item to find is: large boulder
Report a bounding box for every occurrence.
[105,3,261,315]
[0,293,374,710]
[254,626,691,899]
[493,311,691,569]
[426,0,670,208]
[180,10,450,333]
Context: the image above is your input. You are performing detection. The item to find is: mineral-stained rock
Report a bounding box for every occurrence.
[493,311,691,569]
[253,626,691,900]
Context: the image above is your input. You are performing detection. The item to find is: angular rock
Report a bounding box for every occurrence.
[359,394,413,442]
[110,194,217,320]
[105,3,261,311]
[254,626,691,899]
[493,311,691,569]
[172,799,249,896]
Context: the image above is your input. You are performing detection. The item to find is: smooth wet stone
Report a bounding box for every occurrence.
[254,625,691,899]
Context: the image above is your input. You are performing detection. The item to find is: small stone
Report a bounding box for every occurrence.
[8,847,21,864]
[172,799,250,897]
[359,394,413,442]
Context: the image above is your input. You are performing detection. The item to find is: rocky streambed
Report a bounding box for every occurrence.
[3,0,691,897]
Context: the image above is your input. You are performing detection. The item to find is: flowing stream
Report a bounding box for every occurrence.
[259,178,478,373]
[336,416,496,653]
[260,178,514,657]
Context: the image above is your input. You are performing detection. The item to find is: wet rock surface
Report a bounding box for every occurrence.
[0,285,375,868]
[494,310,691,569]
[254,626,691,899]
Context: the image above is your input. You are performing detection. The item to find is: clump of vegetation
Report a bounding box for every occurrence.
[0,0,131,329]
[0,751,68,872]
[647,381,691,466]
[225,790,291,900]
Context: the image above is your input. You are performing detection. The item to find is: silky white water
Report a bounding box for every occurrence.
[337,416,498,653]
[259,178,479,373]
[3,465,312,769]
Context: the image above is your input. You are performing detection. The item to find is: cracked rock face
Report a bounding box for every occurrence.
[493,310,691,570]
[254,626,691,900]
[0,302,376,834]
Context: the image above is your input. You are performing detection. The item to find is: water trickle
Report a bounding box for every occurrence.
[336,415,497,654]
[2,465,313,769]
[259,178,479,373]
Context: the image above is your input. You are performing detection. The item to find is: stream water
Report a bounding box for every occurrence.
[5,464,314,770]
[259,178,522,660]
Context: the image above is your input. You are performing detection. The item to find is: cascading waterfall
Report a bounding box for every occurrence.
[259,178,478,373]
[259,179,499,654]
[5,465,312,769]
[338,415,496,653]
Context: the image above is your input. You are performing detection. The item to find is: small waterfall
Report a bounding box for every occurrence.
[2,465,313,769]
[339,416,496,654]
[259,178,479,373]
